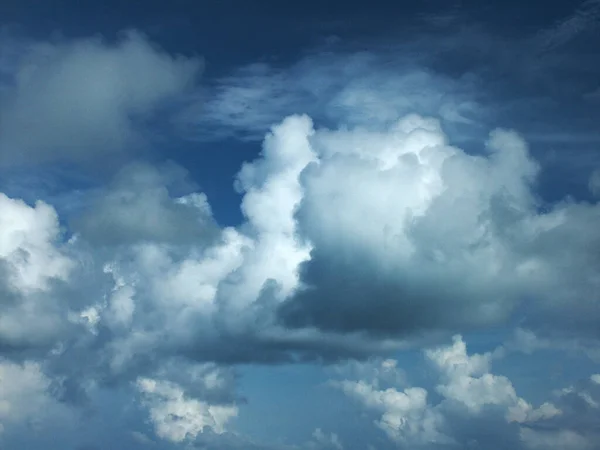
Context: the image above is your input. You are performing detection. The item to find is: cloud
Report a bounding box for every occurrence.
[72,162,219,246]
[337,379,447,446]
[176,54,482,143]
[500,328,600,363]
[3,109,599,382]
[517,373,600,450]
[0,30,202,166]
[1,13,600,448]
[534,0,600,50]
[175,11,600,138]
[0,359,73,437]
[0,193,72,292]
[307,429,343,450]
[274,114,599,341]
[0,193,74,352]
[332,335,600,450]
[136,375,238,443]
[175,13,600,188]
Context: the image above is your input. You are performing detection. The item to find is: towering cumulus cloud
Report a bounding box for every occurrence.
[270,114,598,342]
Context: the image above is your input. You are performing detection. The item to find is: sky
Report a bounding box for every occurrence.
[0,1,600,449]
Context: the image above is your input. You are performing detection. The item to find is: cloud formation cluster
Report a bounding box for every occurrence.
[3,107,599,445]
[1,25,599,449]
[334,335,600,449]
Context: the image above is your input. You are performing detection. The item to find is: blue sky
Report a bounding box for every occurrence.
[1,1,600,449]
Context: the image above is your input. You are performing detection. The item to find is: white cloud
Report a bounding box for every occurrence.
[221,115,315,315]
[425,336,560,423]
[277,113,599,341]
[337,379,448,447]
[0,106,598,423]
[136,376,238,443]
[0,359,69,435]
[333,335,596,450]
[0,4,597,446]
[0,194,72,292]
[0,194,74,349]
[2,109,598,379]
[0,31,201,165]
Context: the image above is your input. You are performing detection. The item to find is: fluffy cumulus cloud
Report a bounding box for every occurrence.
[136,376,238,442]
[1,15,600,449]
[333,335,600,450]
[0,193,74,351]
[278,114,600,340]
